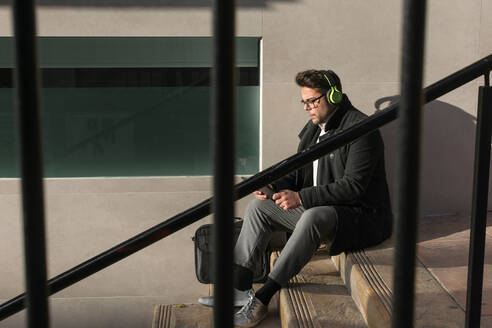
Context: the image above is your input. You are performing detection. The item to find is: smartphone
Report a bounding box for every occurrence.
[259,185,274,200]
[241,177,274,200]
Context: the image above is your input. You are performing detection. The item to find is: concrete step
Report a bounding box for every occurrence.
[332,215,470,327]
[273,250,367,328]
[152,302,280,328]
[153,214,490,327]
[152,304,212,328]
[152,287,280,327]
[152,248,366,328]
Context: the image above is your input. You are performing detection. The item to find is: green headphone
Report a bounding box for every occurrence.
[323,71,343,105]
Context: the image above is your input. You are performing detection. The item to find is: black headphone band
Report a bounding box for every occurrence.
[323,70,337,88]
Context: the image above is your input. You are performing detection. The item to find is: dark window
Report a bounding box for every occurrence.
[0,37,260,177]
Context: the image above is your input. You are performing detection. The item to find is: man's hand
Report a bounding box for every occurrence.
[253,190,268,200]
[273,190,302,211]
[253,184,274,200]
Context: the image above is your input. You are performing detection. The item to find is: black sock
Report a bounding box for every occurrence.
[255,278,281,306]
[233,264,253,291]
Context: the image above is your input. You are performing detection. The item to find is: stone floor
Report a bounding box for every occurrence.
[416,212,492,327]
[0,296,177,328]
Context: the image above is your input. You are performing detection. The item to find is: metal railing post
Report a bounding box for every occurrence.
[212,0,236,326]
[465,81,492,328]
[392,0,427,327]
[11,1,50,327]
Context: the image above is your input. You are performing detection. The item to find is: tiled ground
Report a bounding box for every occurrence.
[0,296,172,328]
[416,213,492,326]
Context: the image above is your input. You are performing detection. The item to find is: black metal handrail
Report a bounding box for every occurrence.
[0,54,491,321]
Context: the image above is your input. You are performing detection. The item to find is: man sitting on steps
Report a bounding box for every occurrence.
[199,69,393,327]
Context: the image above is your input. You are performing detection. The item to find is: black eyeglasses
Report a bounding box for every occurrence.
[300,94,324,109]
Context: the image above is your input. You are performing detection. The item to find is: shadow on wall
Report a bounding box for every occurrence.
[0,0,297,7]
[374,95,492,216]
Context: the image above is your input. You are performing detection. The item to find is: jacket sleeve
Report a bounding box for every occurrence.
[298,130,383,208]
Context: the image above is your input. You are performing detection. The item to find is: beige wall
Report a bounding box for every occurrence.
[260,0,491,216]
[0,0,491,326]
[0,177,255,327]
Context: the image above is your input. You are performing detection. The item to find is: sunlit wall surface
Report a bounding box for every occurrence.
[0,37,260,177]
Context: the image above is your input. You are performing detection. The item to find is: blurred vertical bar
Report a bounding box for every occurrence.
[391,0,427,327]
[465,84,492,328]
[212,0,236,327]
[11,0,50,327]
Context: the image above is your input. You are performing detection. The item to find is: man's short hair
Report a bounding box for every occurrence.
[295,69,342,95]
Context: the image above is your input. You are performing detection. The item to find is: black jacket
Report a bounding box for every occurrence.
[272,95,392,255]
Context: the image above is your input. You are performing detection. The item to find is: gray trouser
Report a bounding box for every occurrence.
[234,198,338,285]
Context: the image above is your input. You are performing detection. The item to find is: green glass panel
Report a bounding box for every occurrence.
[0,86,259,177]
[0,37,259,68]
[0,89,17,177]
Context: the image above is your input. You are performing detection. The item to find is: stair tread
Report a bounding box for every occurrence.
[333,232,466,327]
[153,304,211,328]
[152,295,280,327]
[277,250,367,327]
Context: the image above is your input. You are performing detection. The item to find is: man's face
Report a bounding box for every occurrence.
[301,87,336,125]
